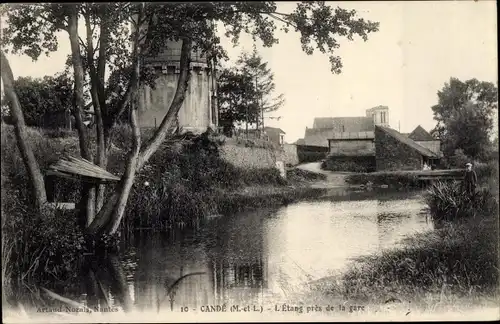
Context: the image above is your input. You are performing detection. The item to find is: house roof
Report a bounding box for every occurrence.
[376,126,438,158]
[313,117,374,132]
[408,125,434,141]
[328,131,375,140]
[264,126,286,134]
[295,138,306,145]
[304,128,334,147]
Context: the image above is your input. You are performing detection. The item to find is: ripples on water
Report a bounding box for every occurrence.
[49,188,435,313]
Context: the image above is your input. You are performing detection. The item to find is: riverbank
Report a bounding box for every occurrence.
[1,124,328,293]
[308,166,499,313]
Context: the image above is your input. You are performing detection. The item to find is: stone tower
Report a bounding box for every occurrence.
[366,105,389,128]
[137,39,219,134]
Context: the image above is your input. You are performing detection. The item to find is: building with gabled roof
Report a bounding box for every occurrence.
[408,125,434,141]
[408,125,442,157]
[375,126,440,171]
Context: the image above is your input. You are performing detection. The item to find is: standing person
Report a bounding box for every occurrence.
[463,162,477,198]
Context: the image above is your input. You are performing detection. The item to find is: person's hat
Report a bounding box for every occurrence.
[466,163,472,166]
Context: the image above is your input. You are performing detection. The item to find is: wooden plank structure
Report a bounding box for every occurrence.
[413,169,465,187]
[47,156,121,183]
[414,169,464,181]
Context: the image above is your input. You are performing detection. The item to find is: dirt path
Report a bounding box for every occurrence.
[295,162,354,188]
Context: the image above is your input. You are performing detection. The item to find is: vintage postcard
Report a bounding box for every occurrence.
[1,1,498,323]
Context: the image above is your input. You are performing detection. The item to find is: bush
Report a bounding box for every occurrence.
[297,145,329,163]
[474,161,498,180]
[443,148,470,168]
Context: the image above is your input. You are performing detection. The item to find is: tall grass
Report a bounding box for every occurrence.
[330,215,498,309]
[1,124,82,203]
[424,181,497,222]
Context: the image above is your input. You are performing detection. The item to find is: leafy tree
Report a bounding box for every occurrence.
[217,67,259,135]
[236,47,285,129]
[2,2,379,237]
[1,74,74,127]
[431,77,498,161]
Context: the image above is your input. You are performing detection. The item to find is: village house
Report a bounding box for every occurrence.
[374,125,441,171]
[298,105,442,171]
[263,126,286,147]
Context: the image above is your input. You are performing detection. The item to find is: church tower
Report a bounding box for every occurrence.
[366,105,389,128]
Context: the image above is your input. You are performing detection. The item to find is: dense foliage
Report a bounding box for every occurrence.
[431,77,498,162]
[218,48,285,134]
[1,74,76,127]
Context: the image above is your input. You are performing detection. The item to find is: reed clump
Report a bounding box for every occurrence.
[424,180,497,222]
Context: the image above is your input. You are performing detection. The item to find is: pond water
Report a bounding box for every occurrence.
[42,188,434,313]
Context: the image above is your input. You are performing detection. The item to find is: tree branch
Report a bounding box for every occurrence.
[138,38,192,169]
[79,36,88,52]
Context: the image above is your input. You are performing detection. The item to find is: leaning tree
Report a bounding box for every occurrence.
[1,2,379,238]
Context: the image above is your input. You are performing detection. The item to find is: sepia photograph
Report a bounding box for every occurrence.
[1,1,498,322]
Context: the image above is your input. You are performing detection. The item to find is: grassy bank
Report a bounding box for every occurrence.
[310,161,499,312]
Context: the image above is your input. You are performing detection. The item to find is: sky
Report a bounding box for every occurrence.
[3,1,498,143]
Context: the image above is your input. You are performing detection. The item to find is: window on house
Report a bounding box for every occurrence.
[380,112,386,124]
[341,125,345,132]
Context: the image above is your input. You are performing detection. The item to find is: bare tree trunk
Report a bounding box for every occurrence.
[84,13,108,215]
[0,51,47,209]
[67,8,96,226]
[105,93,141,234]
[87,38,192,236]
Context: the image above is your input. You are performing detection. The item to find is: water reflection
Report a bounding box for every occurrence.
[59,189,434,312]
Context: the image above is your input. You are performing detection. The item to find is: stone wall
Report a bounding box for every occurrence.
[216,136,296,173]
[375,127,423,171]
[219,141,278,169]
[281,144,299,166]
